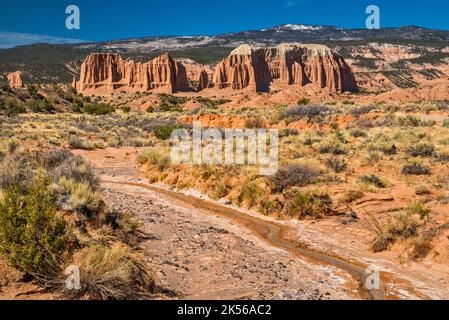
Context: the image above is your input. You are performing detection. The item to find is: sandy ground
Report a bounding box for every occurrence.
[75,147,449,300]
[4,146,446,299]
[88,148,358,300]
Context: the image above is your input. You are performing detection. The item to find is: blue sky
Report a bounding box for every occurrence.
[1,0,449,41]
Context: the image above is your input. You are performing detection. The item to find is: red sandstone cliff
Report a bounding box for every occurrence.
[73,44,357,95]
[75,53,189,94]
[212,44,358,93]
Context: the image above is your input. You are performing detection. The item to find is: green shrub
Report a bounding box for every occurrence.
[238,180,269,208]
[339,190,365,204]
[29,98,54,113]
[357,175,386,188]
[324,156,347,173]
[258,198,282,216]
[0,97,26,116]
[297,97,311,105]
[367,212,419,252]
[401,161,431,175]
[270,164,321,192]
[65,245,154,300]
[0,175,70,278]
[0,154,34,194]
[83,103,115,115]
[318,139,347,155]
[350,129,367,138]
[407,143,435,157]
[406,201,431,219]
[152,125,176,140]
[53,177,102,217]
[282,189,333,219]
[68,136,95,150]
[138,147,170,171]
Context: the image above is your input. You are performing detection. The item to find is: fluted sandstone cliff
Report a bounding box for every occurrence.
[75,53,189,94]
[212,45,271,92]
[74,43,357,95]
[212,44,358,93]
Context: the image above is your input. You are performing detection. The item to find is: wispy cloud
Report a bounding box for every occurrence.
[283,0,305,7]
[0,32,87,49]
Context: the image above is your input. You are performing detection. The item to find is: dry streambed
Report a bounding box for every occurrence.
[77,148,440,300]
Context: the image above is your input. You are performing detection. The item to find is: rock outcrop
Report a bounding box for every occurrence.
[7,71,24,88]
[197,70,210,90]
[75,53,189,94]
[212,44,272,92]
[212,44,358,93]
[74,44,357,95]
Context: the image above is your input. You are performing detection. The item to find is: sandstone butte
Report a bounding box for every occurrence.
[73,43,359,95]
[7,71,24,88]
[73,53,189,95]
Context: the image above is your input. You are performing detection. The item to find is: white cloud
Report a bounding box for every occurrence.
[0,32,86,49]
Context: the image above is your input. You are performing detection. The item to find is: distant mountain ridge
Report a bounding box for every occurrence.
[1,24,448,87]
[2,24,449,50]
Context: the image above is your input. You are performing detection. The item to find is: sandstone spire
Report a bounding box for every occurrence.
[197,70,209,91]
[7,71,24,88]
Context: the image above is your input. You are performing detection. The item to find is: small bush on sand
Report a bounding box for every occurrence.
[339,190,365,204]
[68,136,95,150]
[318,139,347,155]
[350,129,366,138]
[408,238,432,261]
[64,245,154,300]
[83,103,115,115]
[0,175,70,278]
[53,177,102,217]
[282,189,333,220]
[406,201,431,219]
[401,161,431,175]
[238,180,269,208]
[297,97,311,105]
[270,163,321,192]
[258,198,283,216]
[280,104,331,122]
[366,212,419,252]
[0,154,34,193]
[324,156,347,173]
[377,143,397,156]
[138,147,170,171]
[407,143,435,158]
[49,152,98,190]
[415,186,431,195]
[152,125,177,140]
[357,175,386,188]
